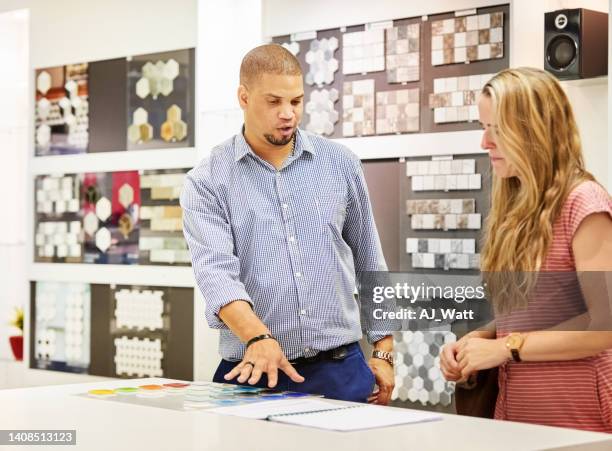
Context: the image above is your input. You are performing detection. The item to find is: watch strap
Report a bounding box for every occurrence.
[510,348,522,363]
[372,350,394,366]
[245,334,276,349]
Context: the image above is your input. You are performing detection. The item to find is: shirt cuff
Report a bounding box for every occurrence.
[202,284,253,329]
[366,331,394,345]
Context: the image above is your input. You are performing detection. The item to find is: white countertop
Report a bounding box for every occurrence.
[0,378,610,451]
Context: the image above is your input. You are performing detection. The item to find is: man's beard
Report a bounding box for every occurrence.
[264,131,295,146]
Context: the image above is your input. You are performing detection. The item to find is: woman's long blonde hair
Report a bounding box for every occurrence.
[480,68,594,311]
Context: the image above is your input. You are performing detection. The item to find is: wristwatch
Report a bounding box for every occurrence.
[505,333,525,362]
[372,350,394,367]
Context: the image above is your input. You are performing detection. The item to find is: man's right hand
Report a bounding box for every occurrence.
[223,338,305,388]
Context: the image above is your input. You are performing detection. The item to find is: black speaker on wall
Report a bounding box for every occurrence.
[544,8,608,80]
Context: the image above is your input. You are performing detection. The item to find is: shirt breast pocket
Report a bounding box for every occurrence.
[316,193,347,241]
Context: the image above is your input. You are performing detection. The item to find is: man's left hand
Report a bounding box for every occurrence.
[367,357,395,405]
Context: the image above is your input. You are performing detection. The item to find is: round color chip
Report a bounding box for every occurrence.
[139,384,163,391]
[88,389,115,397]
[114,387,138,394]
[163,383,190,388]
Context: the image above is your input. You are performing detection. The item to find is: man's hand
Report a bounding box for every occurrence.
[367,357,395,405]
[223,338,305,388]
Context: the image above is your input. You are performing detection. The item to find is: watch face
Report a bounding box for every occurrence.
[507,335,522,349]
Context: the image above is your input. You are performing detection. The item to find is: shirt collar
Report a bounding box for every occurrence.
[234,126,317,162]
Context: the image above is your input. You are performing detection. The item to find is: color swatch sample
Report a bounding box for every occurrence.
[139,169,190,265]
[305,37,339,87]
[429,74,494,124]
[35,64,89,155]
[342,79,375,137]
[376,88,419,134]
[342,29,385,75]
[430,12,504,66]
[305,88,339,136]
[34,282,91,373]
[386,23,420,83]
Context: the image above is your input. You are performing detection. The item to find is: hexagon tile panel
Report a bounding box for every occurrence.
[391,331,456,406]
[305,88,339,136]
[305,37,339,87]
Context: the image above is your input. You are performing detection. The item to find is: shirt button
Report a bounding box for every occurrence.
[289,236,295,242]
[305,347,311,353]
[300,309,306,315]
[295,272,302,278]
[282,203,288,209]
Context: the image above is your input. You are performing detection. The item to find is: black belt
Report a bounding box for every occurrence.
[288,343,354,366]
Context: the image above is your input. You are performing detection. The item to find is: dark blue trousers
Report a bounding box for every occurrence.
[212,342,375,403]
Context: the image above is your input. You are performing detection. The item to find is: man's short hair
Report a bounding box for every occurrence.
[239,44,303,87]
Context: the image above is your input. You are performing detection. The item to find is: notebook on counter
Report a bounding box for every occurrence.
[208,398,442,431]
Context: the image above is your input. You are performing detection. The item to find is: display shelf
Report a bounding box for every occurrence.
[560,76,608,89]
[30,147,199,175]
[28,263,196,288]
[335,129,487,160]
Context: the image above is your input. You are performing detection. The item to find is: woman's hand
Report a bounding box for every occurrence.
[456,337,509,378]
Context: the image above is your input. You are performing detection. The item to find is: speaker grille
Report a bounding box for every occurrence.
[546,35,577,71]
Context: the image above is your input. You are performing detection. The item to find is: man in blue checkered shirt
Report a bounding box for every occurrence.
[181,44,394,404]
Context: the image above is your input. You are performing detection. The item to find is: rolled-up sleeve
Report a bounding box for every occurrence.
[180,167,252,329]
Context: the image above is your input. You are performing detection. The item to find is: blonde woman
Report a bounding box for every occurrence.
[440,67,612,432]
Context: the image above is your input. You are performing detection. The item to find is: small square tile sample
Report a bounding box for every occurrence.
[305,37,339,87]
[430,11,504,66]
[342,28,385,75]
[429,74,494,124]
[376,88,419,134]
[386,23,420,83]
[306,88,339,136]
[342,79,375,137]
[114,336,163,377]
[391,331,456,406]
[34,282,91,373]
[139,169,191,265]
[35,64,89,156]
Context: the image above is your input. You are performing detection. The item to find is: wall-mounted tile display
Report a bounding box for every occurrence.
[342,29,385,75]
[430,12,504,66]
[128,49,195,150]
[82,171,140,264]
[429,74,494,124]
[342,79,375,137]
[33,282,91,373]
[30,282,194,380]
[34,169,189,266]
[139,169,190,265]
[376,88,419,134]
[391,331,456,406]
[305,88,339,136]
[386,23,420,83]
[304,37,339,87]
[281,41,300,56]
[35,64,89,156]
[34,48,195,156]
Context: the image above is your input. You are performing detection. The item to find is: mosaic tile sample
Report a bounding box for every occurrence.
[376,88,419,134]
[406,159,476,176]
[342,79,375,137]
[281,41,300,56]
[342,29,385,75]
[35,174,83,262]
[128,49,194,150]
[82,171,140,264]
[114,336,163,377]
[114,288,164,331]
[386,23,420,83]
[429,74,494,124]
[392,331,456,406]
[305,88,339,136]
[430,12,504,66]
[406,199,475,215]
[139,169,190,265]
[409,251,480,270]
[35,63,89,156]
[410,174,482,191]
[305,37,339,87]
[33,282,91,373]
[410,213,481,230]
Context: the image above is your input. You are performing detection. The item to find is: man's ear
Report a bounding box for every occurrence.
[237,85,248,110]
